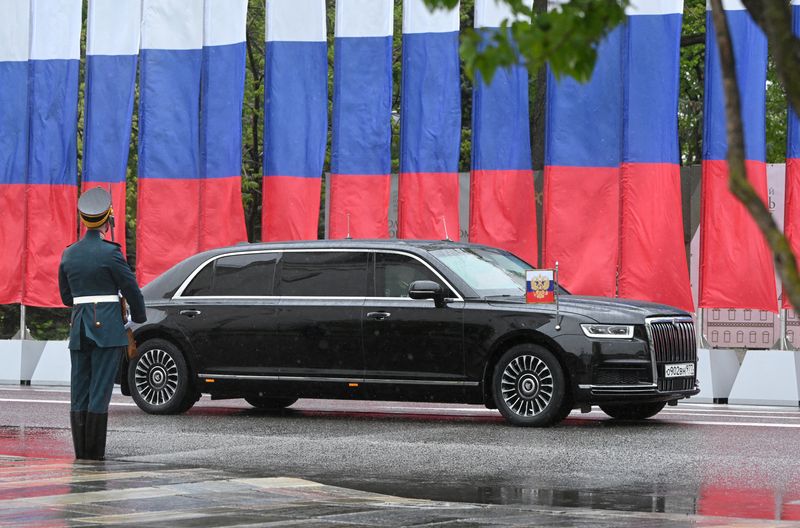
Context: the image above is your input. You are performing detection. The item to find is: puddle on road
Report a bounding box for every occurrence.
[322,478,800,522]
[0,426,73,460]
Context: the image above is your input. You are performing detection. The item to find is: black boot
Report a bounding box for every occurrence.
[70,411,87,459]
[85,412,108,461]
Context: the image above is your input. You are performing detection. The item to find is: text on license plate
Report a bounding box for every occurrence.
[664,362,695,378]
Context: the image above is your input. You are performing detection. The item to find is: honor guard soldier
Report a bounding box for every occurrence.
[58,187,146,460]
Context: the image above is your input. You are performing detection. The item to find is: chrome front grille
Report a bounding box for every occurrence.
[646,316,698,392]
[647,317,697,364]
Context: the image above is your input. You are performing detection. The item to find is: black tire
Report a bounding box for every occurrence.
[493,344,570,427]
[599,401,667,420]
[244,394,298,410]
[128,338,198,415]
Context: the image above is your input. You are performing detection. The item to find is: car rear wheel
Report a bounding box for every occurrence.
[493,344,570,427]
[244,394,298,410]
[599,401,667,420]
[128,339,198,415]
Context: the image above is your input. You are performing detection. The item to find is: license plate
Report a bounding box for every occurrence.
[664,362,695,378]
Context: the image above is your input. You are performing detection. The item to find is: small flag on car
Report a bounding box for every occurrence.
[526,270,555,303]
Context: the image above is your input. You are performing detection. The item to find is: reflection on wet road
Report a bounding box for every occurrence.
[2,386,800,526]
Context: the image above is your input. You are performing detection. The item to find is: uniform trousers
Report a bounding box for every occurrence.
[69,327,121,414]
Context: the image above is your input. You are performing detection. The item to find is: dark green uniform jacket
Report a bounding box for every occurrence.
[59,230,146,350]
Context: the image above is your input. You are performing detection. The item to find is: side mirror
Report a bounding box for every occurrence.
[408,280,445,307]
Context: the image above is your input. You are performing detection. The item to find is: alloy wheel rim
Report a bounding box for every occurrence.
[135,349,179,406]
[501,354,554,417]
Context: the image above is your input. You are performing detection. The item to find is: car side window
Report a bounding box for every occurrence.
[182,253,277,296]
[276,251,368,297]
[374,252,452,298]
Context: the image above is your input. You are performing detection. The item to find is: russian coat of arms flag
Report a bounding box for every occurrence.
[526,269,555,303]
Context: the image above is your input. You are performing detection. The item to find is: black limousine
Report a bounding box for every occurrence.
[122,239,698,427]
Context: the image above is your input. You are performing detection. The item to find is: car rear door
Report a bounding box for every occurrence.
[173,251,282,375]
[271,250,367,379]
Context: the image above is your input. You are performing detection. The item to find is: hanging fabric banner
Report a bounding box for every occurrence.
[137,0,204,285]
[542,7,621,296]
[200,0,248,251]
[470,0,536,265]
[783,0,800,310]
[700,1,776,312]
[328,0,393,239]
[83,0,141,254]
[262,0,327,241]
[618,0,693,311]
[0,0,30,305]
[25,0,82,307]
[397,0,460,240]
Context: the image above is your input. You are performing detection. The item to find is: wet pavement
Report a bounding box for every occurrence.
[3,386,800,526]
[1,454,797,527]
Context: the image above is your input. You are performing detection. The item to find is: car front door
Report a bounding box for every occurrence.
[362,251,465,384]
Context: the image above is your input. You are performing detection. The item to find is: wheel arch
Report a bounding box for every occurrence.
[481,331,574,408]
[120,327,198,396]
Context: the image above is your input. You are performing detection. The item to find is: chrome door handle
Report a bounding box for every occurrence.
[366,311,391,320]
[180,309,202,318]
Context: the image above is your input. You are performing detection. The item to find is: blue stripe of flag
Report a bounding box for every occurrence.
[400,31,460,174]
[264,41,328,178]
[83,55,138,184]
[0,61,29,185]
[202,42,245,179]
[29,59,79,185]
[138,48,202,180]
[331,36,393,176]
[703,9,767,162]
[545,27,622,168]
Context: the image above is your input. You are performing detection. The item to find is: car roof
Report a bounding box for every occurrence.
[142,239,504,300]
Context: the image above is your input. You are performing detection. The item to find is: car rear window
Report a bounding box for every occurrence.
[183,253,277,296]
[276,251,368,297]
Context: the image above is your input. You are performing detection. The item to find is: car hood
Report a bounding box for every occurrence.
[486,295,691,324]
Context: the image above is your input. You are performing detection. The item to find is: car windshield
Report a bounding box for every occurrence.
[431,247,569,298]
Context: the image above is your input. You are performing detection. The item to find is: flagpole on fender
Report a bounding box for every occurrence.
[554,261,561,331]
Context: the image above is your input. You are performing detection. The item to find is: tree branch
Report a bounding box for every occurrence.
[740,0,800,118]
[709,0,800,311]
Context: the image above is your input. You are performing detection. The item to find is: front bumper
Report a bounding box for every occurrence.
[576,382,700,404]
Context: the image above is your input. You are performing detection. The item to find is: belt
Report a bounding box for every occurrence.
[73,295,119,305]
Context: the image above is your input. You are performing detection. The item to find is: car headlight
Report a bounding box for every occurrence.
[580,324,634,339]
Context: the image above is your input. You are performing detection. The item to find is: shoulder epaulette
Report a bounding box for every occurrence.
[102,239,121,247]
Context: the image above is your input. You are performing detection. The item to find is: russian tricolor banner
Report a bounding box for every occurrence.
[1,0,82,307]
[83,0,141,254]
[0,0,31,305]
[783,0,800,309]
[263,0,328,241]
[329,0,394,239]
[700,0,777,312]
[398,0,461,240]
[618,0,693,311]
[470,0,537,265]
[543,18,622,296]
[137,0,204,285]
[137,0,247,285]
[199,0,248,251]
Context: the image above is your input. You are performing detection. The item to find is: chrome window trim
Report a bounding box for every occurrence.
[173,248,464,302]
[197,373,478,387]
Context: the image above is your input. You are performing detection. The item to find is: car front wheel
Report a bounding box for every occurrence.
[128,338,198,415]
[599,401,667,420]
[493,344,571,427]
